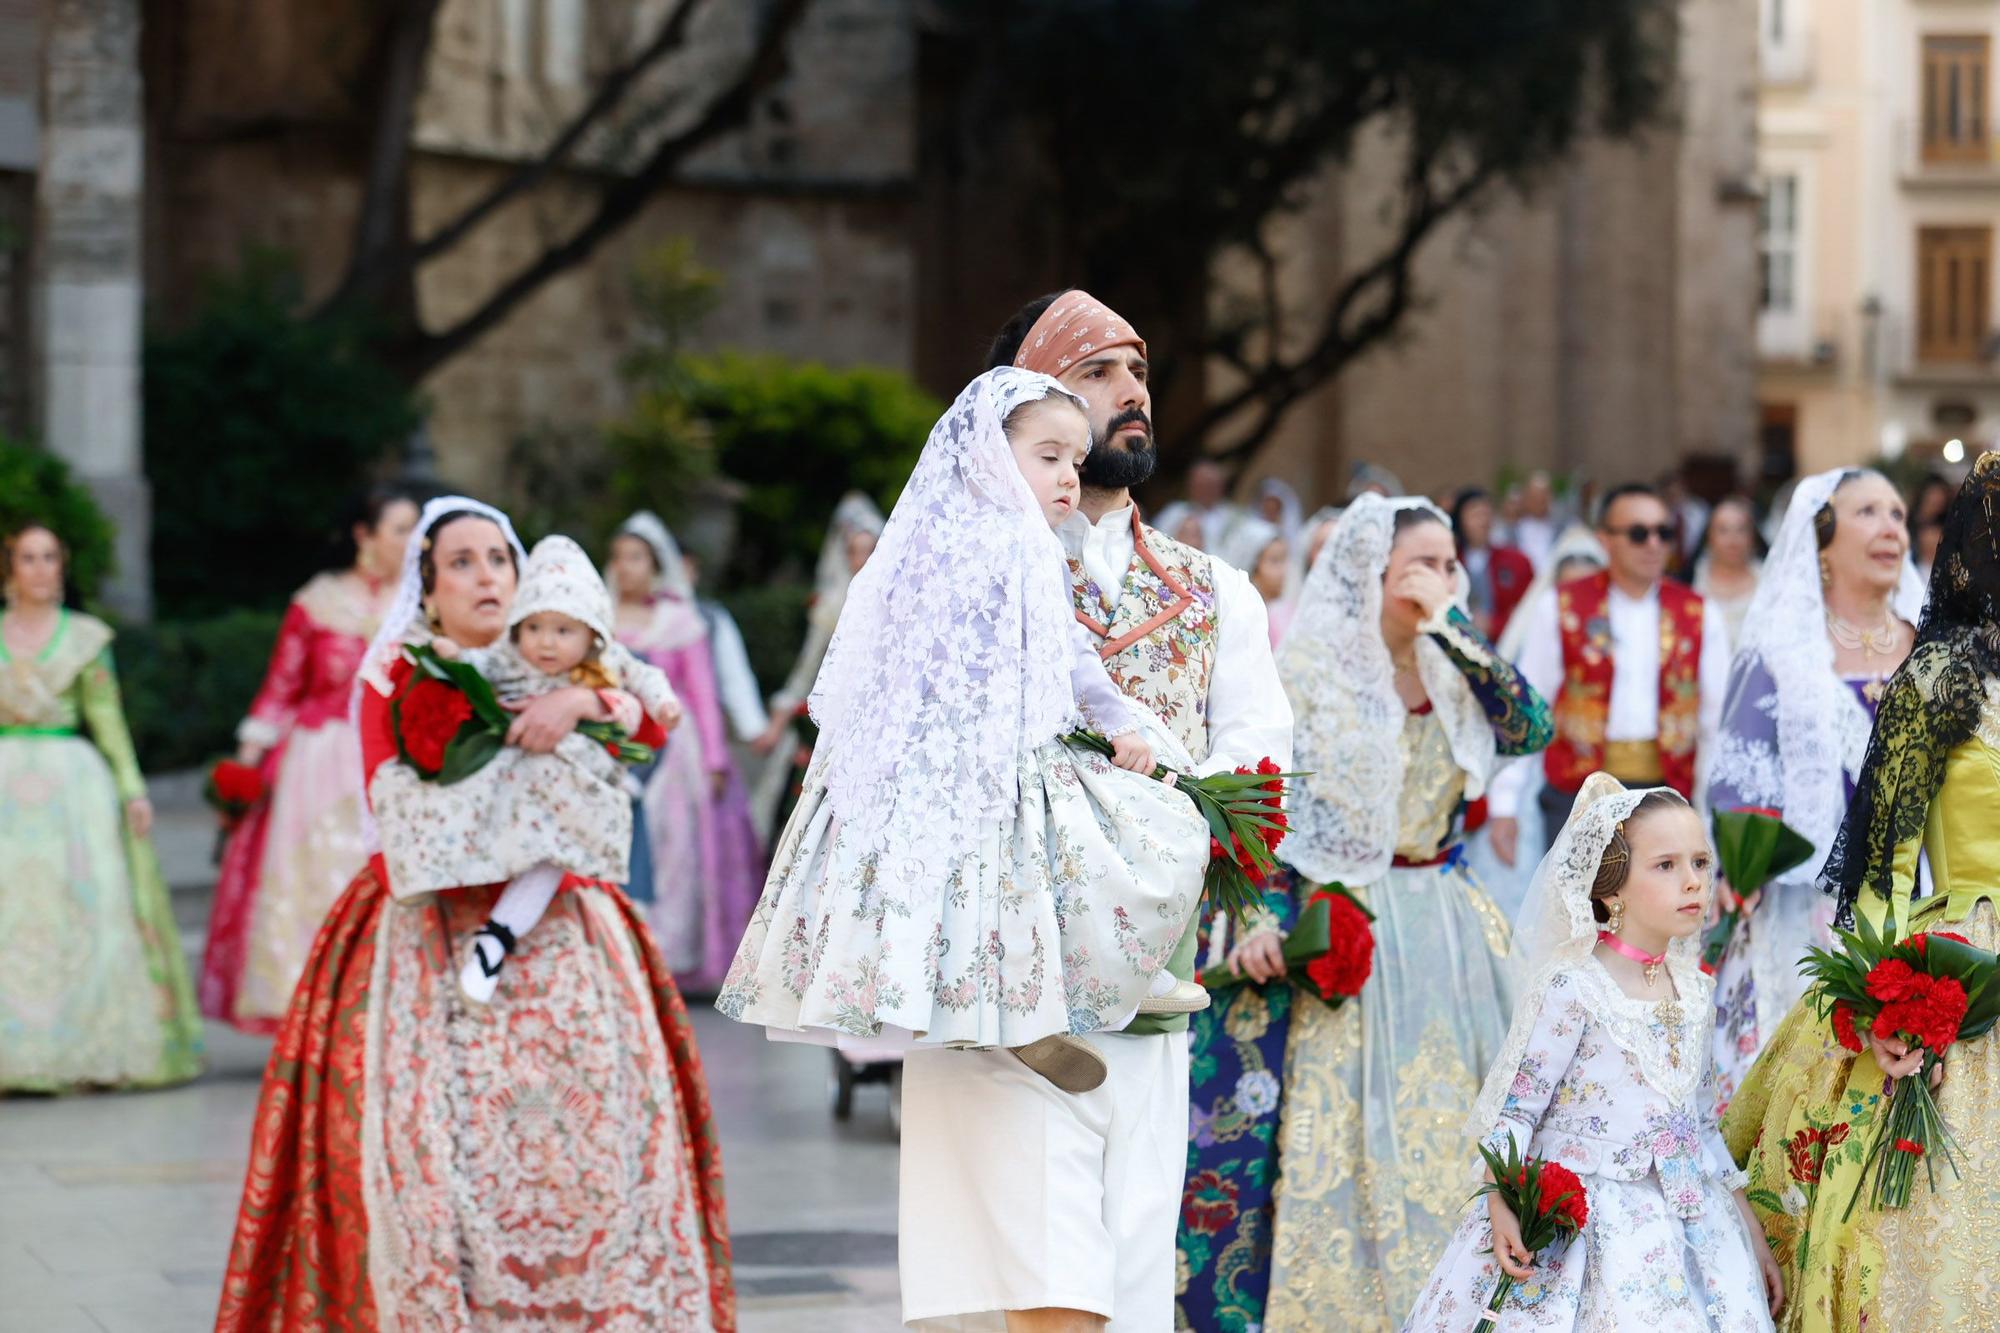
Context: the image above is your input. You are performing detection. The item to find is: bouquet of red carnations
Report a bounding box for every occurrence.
[1064,732,1301,923]
[393,643,655,785]
[1702,806,1815,974]
[203,756,268,862]
[204,758,265,823]
[1195,883,1375,1008]
[1469,1139,1590,1332]
[1800,911,2000,1214]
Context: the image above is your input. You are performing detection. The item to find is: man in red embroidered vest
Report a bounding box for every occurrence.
[1488,483,1731,867]
[895,291,1292,1333]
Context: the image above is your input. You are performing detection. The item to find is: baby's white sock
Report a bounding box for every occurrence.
[460,863,564,1003]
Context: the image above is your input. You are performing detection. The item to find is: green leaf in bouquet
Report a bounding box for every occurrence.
[435,725,505,785]
[1710,808,1816,898]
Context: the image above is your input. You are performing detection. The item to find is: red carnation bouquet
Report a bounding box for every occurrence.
[393,643,655,785]
[1195,883,1375,1008]
[204,758,266,823]
[1800,911,2000,1213]
[203,756,268,862]
[1470,1139,1589,1332]
[1064,732,1302,923]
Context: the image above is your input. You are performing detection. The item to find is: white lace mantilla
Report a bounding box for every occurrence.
[808,367,1094,867]
[1278,494,1497,886]
[1714,468,1926,884]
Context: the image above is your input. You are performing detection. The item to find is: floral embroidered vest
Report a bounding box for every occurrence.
[1068,512,1219,764]
[1545,570,1704,797]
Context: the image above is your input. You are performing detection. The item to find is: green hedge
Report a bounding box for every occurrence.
[116,611,283,772]
[719,582,812,697]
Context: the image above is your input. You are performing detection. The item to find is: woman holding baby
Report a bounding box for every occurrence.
[215,497,735,1332]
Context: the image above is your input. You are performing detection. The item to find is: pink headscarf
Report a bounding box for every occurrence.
[1012,289,1147,378]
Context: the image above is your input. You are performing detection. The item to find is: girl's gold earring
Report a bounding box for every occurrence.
[1606,896,1625,935]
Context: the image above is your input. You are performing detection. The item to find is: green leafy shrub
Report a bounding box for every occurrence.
[144,251,421,617]
[0,432,116,600]
[676,354,936,583]
[117,611,284,771]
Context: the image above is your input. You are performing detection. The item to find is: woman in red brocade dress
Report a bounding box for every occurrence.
[200,486,418,1032]
[216,497,734,1332]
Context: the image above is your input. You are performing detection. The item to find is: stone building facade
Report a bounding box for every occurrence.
[1237,0,1762,505]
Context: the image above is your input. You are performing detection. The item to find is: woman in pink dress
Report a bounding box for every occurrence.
[199,485,419,1032]
[608,511,766,992]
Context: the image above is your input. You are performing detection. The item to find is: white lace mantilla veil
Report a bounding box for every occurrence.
[1494,523,1606,663]
[807,366,1093,863]
[813,489,886,607]
[616,509,696,602]
[349,494,528,852]
[1463,773,1699,1138]
[1277,494,1498,887]
[1711,468,1927,885]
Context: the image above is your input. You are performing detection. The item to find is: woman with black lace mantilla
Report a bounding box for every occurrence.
[1720,451,2000,1331]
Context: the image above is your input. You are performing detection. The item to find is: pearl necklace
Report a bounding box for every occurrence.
[1825,606,1901,660]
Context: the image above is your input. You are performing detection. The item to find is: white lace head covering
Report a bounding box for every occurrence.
[1465,773,1701,1137]
[1717,468,1927,884]
[509,535,615,648]
[1256,477,1303,544]
[1215,515,1283,576]
[1277,494,1498,886]
[1494,523,1606,662]
[808,366,1092,860]
[349,495,527,851]
[814,490,887,606]
[614,510,694,602]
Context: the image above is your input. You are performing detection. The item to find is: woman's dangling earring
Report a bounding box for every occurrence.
[1819,553,1833,589]
[1606,895,1625,935]
[423,598,441,632]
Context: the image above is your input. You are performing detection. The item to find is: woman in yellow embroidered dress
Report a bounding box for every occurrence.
[1722,452,2000,1330]
[0,522,202,1091]
[1218,496,1552,1331]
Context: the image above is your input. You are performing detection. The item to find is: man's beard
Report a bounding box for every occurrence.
[1082,410,1158,490]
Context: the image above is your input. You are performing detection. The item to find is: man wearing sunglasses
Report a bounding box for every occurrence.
[1486,482,1731,866]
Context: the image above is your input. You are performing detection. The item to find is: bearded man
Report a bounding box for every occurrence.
[895,291,1293,1331]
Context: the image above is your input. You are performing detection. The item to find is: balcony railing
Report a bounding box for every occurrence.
[1900,116,2000,182]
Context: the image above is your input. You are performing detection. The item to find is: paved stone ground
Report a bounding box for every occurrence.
[0,777,905,1331]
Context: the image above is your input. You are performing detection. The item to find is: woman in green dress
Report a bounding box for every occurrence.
[0,522,202,1091]
[1722,452,2000,1329]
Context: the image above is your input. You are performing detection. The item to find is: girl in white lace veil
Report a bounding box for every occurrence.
[1464,773,1691,1137]
[721,367,1212,1084]
[1278,494,1499,887]
[1415,775,1783,1331]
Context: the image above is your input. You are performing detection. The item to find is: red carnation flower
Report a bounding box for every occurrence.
[399,678,475,773]
[1302,890,1375,1001]
[1831,1002,1865,1054]
[210,759,264,807]
[1917,976,1970,1052]
[1865,958,1926,1003]
[1536,1161,1590,1230]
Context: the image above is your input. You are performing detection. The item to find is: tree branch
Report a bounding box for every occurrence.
[406,0,710,267]
[1183,159,1500,470]
[388,0,813,381]
[330,0,444,315]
